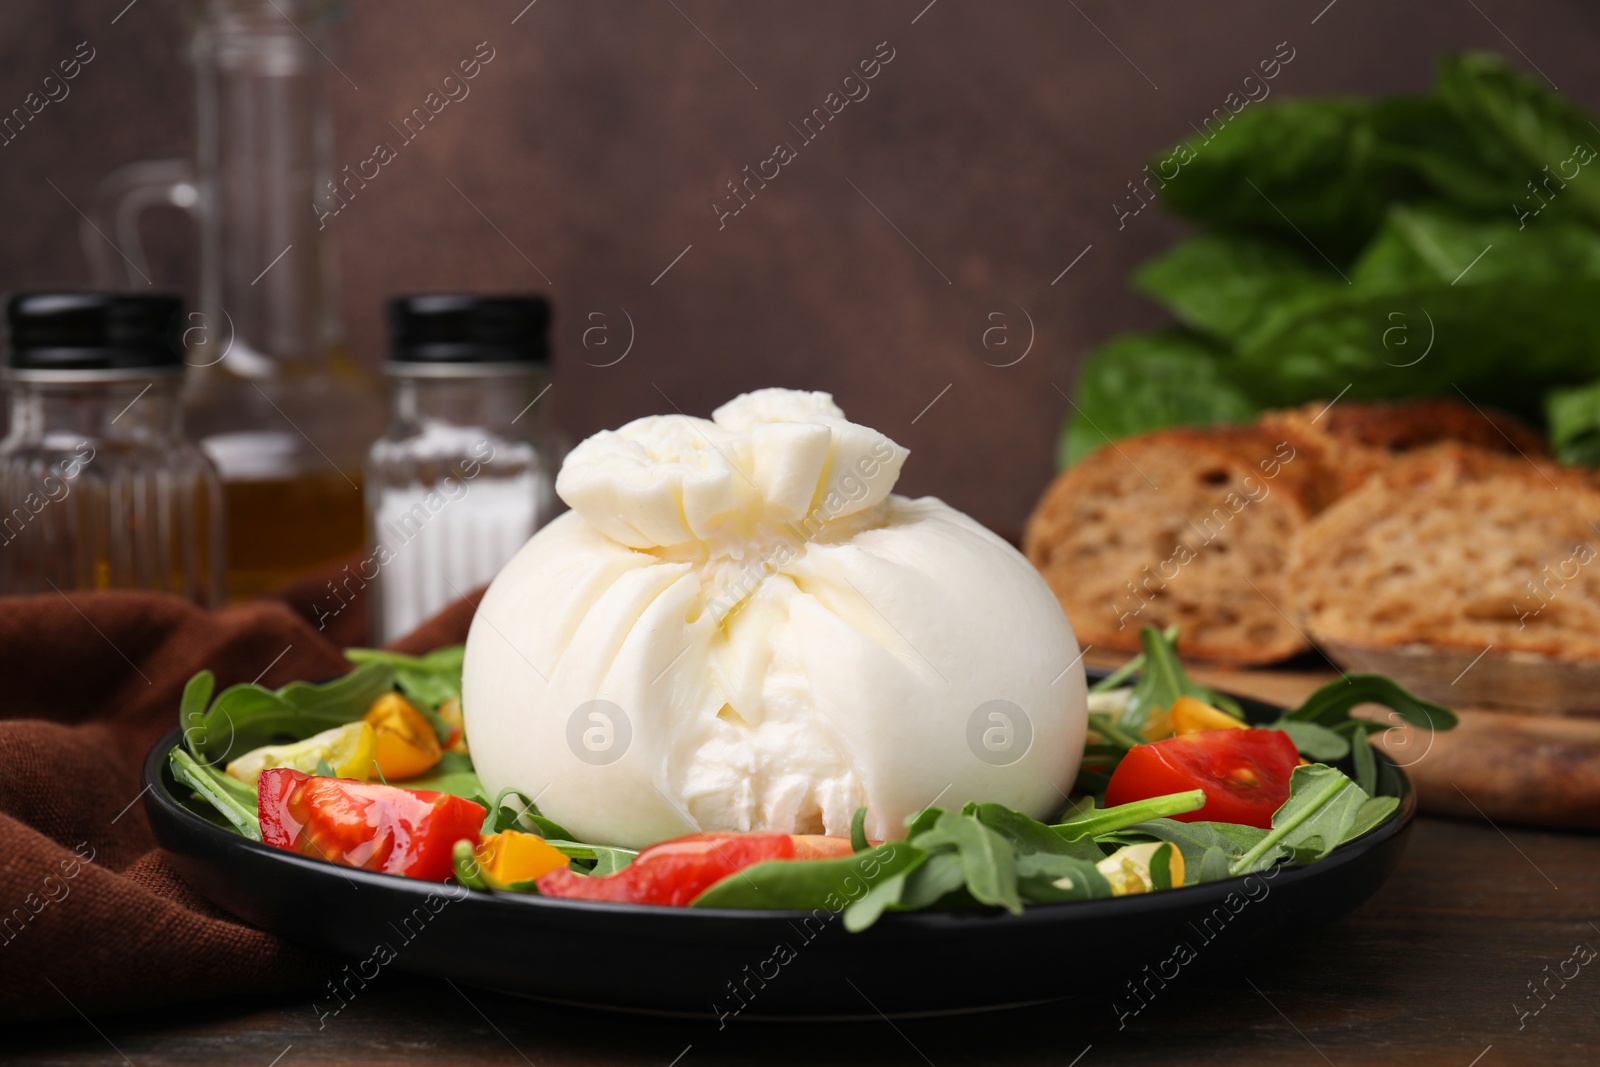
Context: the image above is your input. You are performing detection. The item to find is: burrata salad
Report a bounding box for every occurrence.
[168,389,1454,926]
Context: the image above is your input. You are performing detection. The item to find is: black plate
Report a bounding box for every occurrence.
[143,674,1415,1019]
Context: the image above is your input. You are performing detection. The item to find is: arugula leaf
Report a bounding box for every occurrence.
[581,845,638,876]
[1267,671,1456,782]
[971,803,1103,862]
[913,811,1022,915]
[540,840,639,873]
[179,670,214,736]
[902,806,944,840]
[893,852,969,911]
[478,786,577,840]
[1349,796,1401,841]
[690,843,918,912]
[1346,721,1379,795]
[1273,674,1458,732]
[1088,627,1174,694]
[452,840,492,890]
[844,870,915,931]
[1197,847,1234,884]
[1101,818,1267,876]
[1052,789,1207,842]
[398,751,483,799]
[1273,720,1351,762]
[182,662,397,768]
[345,646,464,708]
[346,646,464,743]
[1120,627,1244,729]
[169,747,261,841]
[1149,842,1179,890]
[1229,765,1374,876]
[850,806,870,853]
[1014,852,1112,903]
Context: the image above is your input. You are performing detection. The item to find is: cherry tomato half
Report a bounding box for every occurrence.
[258,768,486,881]
[1104,728,1300,829]
[537,832,797,907]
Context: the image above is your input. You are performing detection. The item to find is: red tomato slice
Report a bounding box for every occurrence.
[258,768,486,882]
[1104,728,1301,829]
[537,832,797,907]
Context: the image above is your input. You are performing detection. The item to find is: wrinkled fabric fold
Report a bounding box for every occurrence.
[0,583,479,1023]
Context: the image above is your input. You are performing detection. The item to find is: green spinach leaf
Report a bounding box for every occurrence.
[1061,331,1257,467]
[1547,377,1600,464]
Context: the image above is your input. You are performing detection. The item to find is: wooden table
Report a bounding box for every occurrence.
[10,663,1600,1065]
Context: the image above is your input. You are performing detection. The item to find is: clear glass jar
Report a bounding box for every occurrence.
[362,296,564,643]
[0,294,224,604]
[83,0,382,601]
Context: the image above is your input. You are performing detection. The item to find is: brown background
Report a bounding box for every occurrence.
[3,0,1599,534]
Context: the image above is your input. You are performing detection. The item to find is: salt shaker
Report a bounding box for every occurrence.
[363,295,563,643]
[0,293,225,604]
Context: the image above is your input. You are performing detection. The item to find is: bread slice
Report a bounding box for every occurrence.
[1259,397,1548,497]
[1290,442,1600,663]
[1024,427,1322,665]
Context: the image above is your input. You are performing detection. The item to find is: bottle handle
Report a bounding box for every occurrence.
[81,159,199,288]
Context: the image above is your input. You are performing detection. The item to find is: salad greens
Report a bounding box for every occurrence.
[344,646,464,743]
[165,626,1453,930]
[1077,627,1454,796]
[474,786,639,874]
[169,746,260,840]
[179,662,397,768]
[1065,52,1600,465]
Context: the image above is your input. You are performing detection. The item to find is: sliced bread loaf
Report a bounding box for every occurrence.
[1289,442,1600,661]
[1024,427,1320,664]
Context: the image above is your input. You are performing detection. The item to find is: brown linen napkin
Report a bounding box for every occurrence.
[0,586,483,1023]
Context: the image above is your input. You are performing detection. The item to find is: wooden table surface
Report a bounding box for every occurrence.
[9,664,1600,1066]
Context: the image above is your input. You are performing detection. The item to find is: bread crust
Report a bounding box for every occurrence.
[1259,397,1548,497]
[1024,426,1319,665]
[1289,442,1600,661]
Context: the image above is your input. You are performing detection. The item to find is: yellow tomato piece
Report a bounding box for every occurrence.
[363,692,443,780]
[1139,708,1174,742]
[438,695,469,754]
[475,830,570,885]
[1095,842,1185,896]
[1170,696,1247,735]
[224,721,375,786]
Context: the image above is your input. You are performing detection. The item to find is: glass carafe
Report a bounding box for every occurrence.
[83,0,381,601]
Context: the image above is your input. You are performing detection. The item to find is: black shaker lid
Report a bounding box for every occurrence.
[388,295,550,368]
[5,292,185,375]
